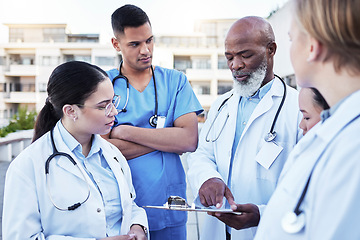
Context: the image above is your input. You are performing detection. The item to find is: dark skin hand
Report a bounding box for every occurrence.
[199,178,234,208]
[208,203,260,230]
[199,177,260,230]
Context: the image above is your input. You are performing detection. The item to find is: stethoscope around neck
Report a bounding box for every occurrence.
[112,61,159,127]
[205,74,287,142]
[45,128,91,211]
[281,150,323,234]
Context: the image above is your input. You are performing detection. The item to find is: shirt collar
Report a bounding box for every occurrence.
[249,78,274,100]
[56,121,102,157]
[320,95,349,122]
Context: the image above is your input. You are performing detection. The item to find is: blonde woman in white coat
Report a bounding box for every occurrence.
[255,0,360,238]
[2,61,148,240]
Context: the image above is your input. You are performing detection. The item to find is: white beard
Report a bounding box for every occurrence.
[232,60,267,97]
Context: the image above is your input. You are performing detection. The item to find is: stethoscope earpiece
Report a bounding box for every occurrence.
[282,211,305,234]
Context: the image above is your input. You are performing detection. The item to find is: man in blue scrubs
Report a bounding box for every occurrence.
[102,4,203,240]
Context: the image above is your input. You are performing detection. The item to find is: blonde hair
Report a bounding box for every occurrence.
[293,0,360,74]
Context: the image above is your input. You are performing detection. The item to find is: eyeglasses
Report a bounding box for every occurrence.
[76,95,120,117]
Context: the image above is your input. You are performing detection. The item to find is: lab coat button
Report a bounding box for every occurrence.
[97,208,101,213]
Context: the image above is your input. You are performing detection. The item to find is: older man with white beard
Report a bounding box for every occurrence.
[187,16,302,240]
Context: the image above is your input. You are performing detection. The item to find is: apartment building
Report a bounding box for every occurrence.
[0,19,240,126]
[0,23,118,127]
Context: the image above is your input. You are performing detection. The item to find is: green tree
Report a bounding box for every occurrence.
[0,106,37,137]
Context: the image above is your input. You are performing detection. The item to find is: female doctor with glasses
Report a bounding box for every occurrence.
[2,61,148,240]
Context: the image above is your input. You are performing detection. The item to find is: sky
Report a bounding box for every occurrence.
[0,0,289,43]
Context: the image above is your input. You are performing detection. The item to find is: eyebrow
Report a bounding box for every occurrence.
[128,36,153,46]
[225,49,250,56]
[95,99,111,106]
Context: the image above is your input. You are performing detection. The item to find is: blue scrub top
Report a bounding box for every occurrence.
[107,66,203,231]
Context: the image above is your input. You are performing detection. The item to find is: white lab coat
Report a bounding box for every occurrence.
[2,125,148,240]
[255,90,360,239]
[187,77,302,240]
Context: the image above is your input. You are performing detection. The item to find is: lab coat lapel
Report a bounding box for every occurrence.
[102,145,132,230]
[222,92,240,173]
[242,78,283,138]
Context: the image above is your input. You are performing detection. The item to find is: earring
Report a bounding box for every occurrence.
[73,116,77,122]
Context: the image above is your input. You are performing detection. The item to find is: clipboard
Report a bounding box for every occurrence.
[143,197,242,215]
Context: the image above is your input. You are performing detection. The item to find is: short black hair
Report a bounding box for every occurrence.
[111,4,151,35]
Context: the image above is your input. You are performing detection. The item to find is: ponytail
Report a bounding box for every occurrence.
[32,98,61,142]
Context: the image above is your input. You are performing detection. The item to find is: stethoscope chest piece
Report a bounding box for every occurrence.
[149,115,158,128]
[265,131,277,142]
[281,211,305,234]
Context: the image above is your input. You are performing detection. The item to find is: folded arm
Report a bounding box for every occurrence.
[103,112,198,159]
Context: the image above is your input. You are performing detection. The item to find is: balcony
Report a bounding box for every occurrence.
[3,83,36,104]
[5,65,37,76]
[186,68,215,80]
[0,129,33,161]
[4,92,36,104]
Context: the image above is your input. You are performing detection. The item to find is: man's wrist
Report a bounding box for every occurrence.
[131,224,148,235]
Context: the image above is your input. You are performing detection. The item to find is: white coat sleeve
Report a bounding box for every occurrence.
[186,99,226,198]
[2,160,100,240]
[2,162,44,240]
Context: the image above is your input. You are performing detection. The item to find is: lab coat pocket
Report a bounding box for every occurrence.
[255,141,283,170]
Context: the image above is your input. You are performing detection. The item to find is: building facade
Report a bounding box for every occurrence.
[0,13,295,127]
[0,20,238,126]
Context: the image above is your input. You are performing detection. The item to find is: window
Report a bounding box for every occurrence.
[9,28,24,42]
[174,56,192,72]
[218,81,233,95]
[192,57,211,69]
[64,55,91,63]
[42,56,60,66]
[9,54,35,65]
[0,56,5,65]
[218,55,228,69]
[192,81,211,95]
[43,28,66,42]
[38,83,47,92]
[95,57,115,66]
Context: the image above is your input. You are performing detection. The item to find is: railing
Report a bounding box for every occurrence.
[0,130,33,162]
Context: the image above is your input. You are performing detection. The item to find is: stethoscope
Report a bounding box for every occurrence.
[281,144,324,234]
[112,61,159,128]
[205,74,287,142]
[45,128,91,211]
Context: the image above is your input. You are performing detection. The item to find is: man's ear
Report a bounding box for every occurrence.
[267,41,277,56]
[62,104,77,120]
[111,37,121,52]
[307,37,323,62]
